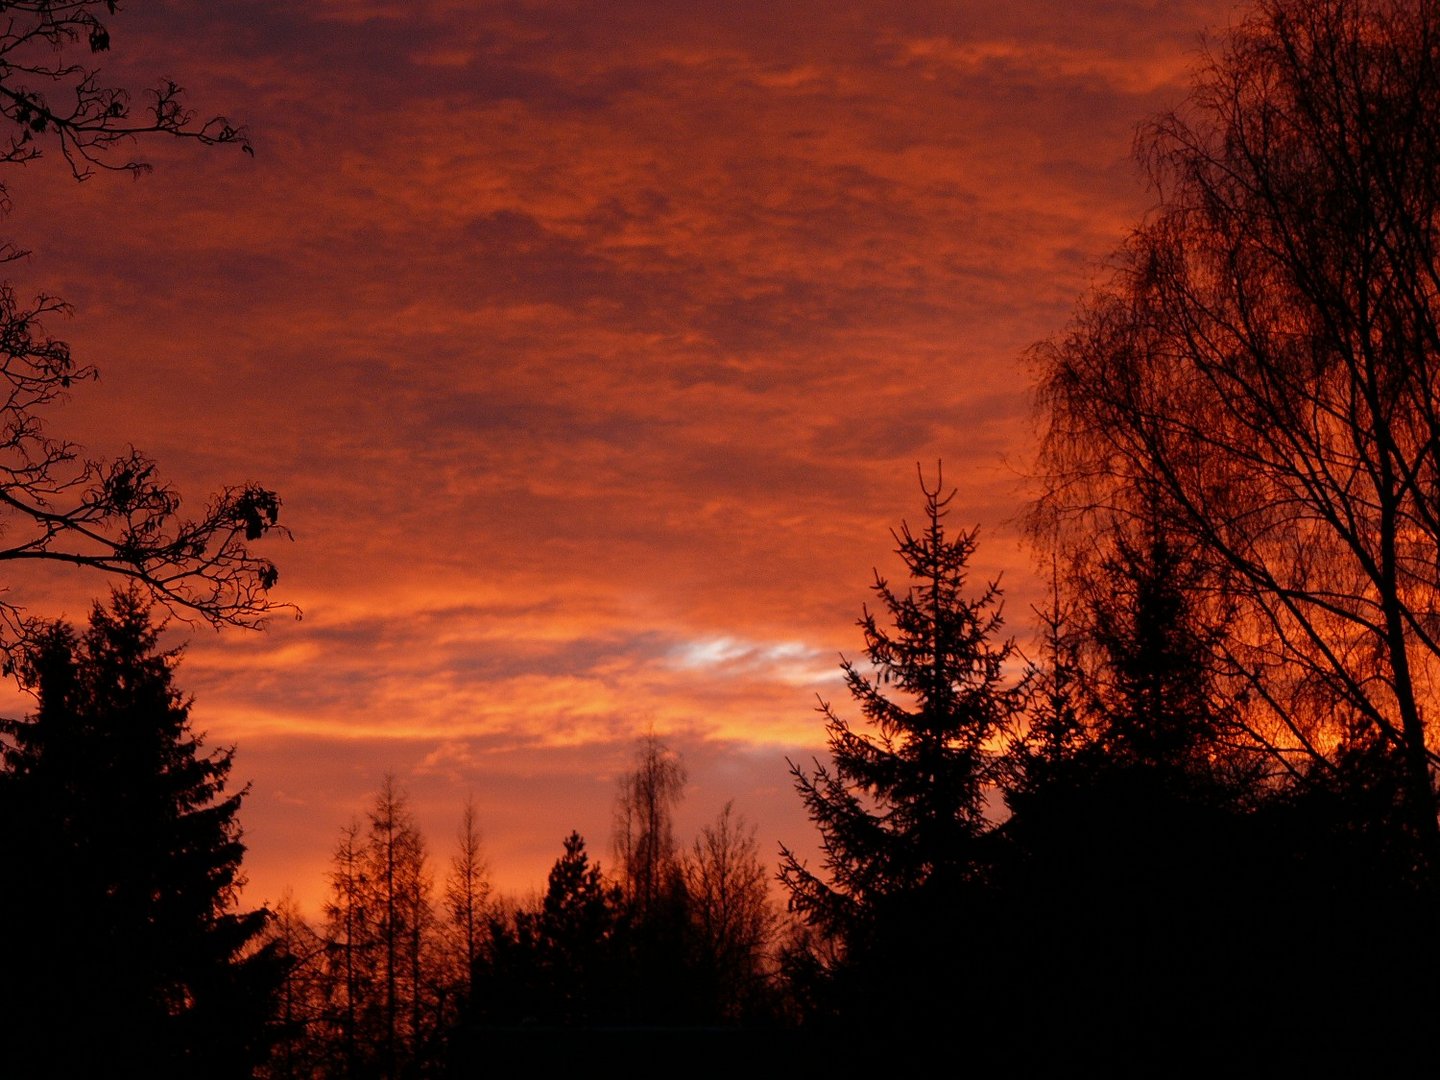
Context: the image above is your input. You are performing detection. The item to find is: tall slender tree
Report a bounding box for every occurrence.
[609,733,700,1020]
[321,818,373,1077]
[319,778,435,1078]
[259,892,328,1080]
[613,733,687,918]
[443,796,491,1012]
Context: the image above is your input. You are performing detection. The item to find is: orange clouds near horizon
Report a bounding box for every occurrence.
[0,0,1239,913]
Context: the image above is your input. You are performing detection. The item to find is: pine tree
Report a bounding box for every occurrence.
[1014,520,1251,801]
[526,831,628,1025]
[1085,525,1238,782]
[0,586,279,1077]
[996,522,1274,1057]
[779,471,1026,1020]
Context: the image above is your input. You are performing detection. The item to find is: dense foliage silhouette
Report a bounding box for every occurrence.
[474,832,630,1030]
[462,743,779,1043]
[0,588,279,1077]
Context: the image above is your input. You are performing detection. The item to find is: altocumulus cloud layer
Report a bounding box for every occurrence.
[0,0,1235,905]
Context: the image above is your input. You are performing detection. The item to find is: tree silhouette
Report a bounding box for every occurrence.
[321,817,373,1077]
[684,800,778,1023]
[444,795,491,1007]
[997,526,1270,1057]
[609,734,702,1022]
[0,586,279,1077]
[999,533,1440,1063]
[1073,520,1256,789]
[258,892,329,1080]
[319,777,436,1078]
[613,733,686,919]
[1013,559,1087,788]
[1033,0,1440,871]
[0,2,283,661]
[0,1,247,182]
[473,832,628,1030]
[779,468,1027,1023]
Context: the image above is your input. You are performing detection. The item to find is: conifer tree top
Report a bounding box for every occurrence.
[781,468,1027,939]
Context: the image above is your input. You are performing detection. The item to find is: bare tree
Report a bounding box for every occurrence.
[259,892,327,1080]
[613,733,687,916]
[1033,0,1440,863]
[444,796,491,1001]
[0,1,247,183]
[684,801,777,1021]
[0,2,283,661]
[318,780,438,1078]
[322,819,373,1077]
[365,776,431,1077]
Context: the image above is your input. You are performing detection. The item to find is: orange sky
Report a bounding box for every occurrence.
[0,0,1241,914]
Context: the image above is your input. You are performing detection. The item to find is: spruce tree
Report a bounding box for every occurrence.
[779,471,1026,1021]
[0,586,278,1077]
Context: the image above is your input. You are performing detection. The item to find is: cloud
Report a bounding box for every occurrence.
[898,35,1199,96]
[0,0,1238,898]
[669,635,839,687]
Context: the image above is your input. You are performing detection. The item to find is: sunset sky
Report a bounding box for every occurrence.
[0,0,1239,913]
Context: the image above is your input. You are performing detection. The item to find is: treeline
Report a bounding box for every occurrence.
[0,589,785,1078]
[771,478,1439,1065]
[259,741,781,1077]
[6,479,1433,1074]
